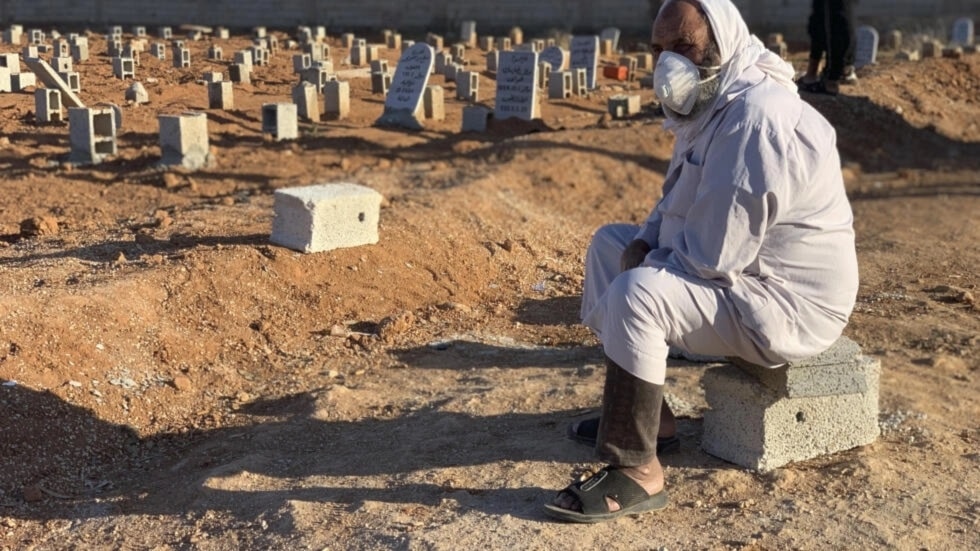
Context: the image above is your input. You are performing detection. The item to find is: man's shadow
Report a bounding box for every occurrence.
[1,341,719,524]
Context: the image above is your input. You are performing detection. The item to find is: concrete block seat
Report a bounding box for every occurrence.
[701,337,880,471]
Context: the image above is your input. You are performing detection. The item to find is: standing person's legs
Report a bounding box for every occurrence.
[802,0,826,84]
[840,0,858,82]
[823,0,853,92]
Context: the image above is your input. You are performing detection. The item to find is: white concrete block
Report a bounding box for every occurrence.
[271,183,383,253]
[701,355,880,471]
[159,112,209,170]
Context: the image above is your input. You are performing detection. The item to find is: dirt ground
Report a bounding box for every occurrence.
[0,27,978,551]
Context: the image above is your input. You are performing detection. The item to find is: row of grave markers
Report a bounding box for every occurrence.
[3,16,975,165]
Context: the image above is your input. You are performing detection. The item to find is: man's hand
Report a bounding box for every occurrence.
[620,239,652,272]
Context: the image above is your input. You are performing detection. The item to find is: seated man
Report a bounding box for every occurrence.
[544,0,859,523]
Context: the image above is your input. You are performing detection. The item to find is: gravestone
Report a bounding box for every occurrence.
[539,45,566,72]
[460,21,477,47]
[494,50,539,121]
[570,35,599,90]
[854,25,879,68]
[375,42,434,130]
[952,17,975,46]
[600,27,621,53]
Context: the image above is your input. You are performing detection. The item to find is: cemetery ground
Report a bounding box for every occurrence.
[0,31,978,550]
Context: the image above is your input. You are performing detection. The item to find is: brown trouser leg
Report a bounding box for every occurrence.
[596,356,665,466]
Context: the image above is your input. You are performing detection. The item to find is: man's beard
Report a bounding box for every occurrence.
[663,42,723,122]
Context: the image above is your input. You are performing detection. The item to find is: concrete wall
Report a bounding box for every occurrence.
[0,0,976,36]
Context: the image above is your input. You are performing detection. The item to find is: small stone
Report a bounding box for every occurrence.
[329,324,347,337]
[377,311,416,342]
[153,210,173,228]
[22,485,43,502]
[172,375,192,392]
[124,81,150,104]
[19,216,59,237]
[162,173,181,189]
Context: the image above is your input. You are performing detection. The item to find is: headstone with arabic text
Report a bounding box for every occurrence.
[375,42,434,130]
[494,50,539,121]
[570,35,599,90]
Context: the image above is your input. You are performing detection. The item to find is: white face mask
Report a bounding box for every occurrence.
[653,51,721,116]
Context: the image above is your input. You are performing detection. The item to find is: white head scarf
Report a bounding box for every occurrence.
[659,0,797,141]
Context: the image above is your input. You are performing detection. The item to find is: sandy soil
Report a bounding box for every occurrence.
[0,29,978,551]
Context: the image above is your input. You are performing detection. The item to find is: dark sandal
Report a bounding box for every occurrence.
[798,80,838,96]
[543,467,669,523]
[567,416,681,455]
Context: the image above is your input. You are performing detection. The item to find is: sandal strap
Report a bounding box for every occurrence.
[565,467,651,516]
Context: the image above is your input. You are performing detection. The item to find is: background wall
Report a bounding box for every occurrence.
[0,0,976,39]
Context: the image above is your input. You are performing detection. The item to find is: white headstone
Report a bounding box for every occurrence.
[461,21,477,46]
[600,27,621,52]
[952,17,975,46]
[854,25,879,68]
[494,50,538,121]
[539,46,566,72]
[376,42,435,130]
[570,35,599,89]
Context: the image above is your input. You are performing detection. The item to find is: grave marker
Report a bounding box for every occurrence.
[854,25,879,68]
[461,21,477,47]
[570,35,599,90]
[952,17,974,46]
[599,27,620,55]
[375,42,434,130]
[539,46,566,72]
[494,50,539,121]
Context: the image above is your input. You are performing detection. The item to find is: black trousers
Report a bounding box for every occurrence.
[808,0,856,81]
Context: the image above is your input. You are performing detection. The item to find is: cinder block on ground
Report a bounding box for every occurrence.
[0,67,12,93]
[271,183,383,253]
[69,106,117,164]
[461,105,491,132]
[702,354,880,471]
[324,80,350,120]
[549,70,573,99]
[208,81,234,109]
[423,85,444,121]
[455,70,478,101]
[35,88,62,123]
[158,111,209,170]
[732,337,870,397]
[229,63,251,84]
[261,103,298,141]
[292,81,320,122]
[10,72,35,91]
[608,94,641,119]
[112,57,135,79]
[0,53,20,74]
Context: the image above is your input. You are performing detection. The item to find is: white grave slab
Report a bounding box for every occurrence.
[854,26,879,68]
[600,27,621,52]
[570,35,599,90]
[375,42,434,130]
[539,45,566,71]
[494,50,538,121]
[952,17,975,46]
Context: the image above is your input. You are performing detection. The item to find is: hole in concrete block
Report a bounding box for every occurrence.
[796,411,806,423]
[358,212,365,222]
[94,139,115,155]
[93,112,114,137]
